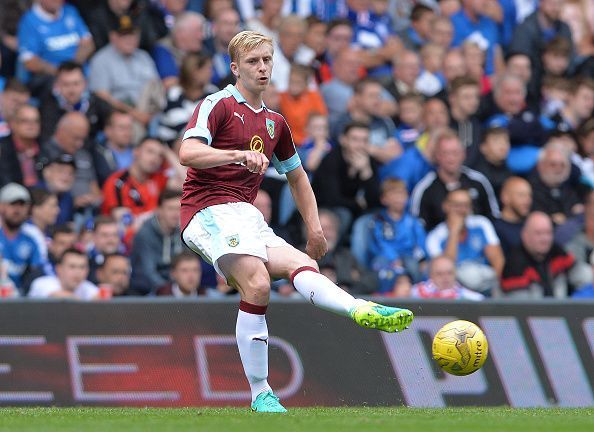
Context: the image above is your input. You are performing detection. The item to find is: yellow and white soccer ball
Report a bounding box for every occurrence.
[432,320,488,376]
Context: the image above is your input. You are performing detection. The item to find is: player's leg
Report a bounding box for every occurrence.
[264,245,414,333]
[217,254,286,413]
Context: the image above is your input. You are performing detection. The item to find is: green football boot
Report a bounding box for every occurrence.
[251,390,287,413]
[350,301,414,333]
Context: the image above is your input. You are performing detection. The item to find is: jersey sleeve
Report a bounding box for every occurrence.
[183,96,227,145]
[271,118,301,175]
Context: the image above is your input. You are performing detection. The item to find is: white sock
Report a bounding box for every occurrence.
[291,267,365,317]
[236,304,271,402]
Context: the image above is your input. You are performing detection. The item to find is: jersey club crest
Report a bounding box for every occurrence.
[266,118,275,139]
[226,234,240,247]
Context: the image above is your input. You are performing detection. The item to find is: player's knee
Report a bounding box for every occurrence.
[288,255,319,277]
[245,271,271,299]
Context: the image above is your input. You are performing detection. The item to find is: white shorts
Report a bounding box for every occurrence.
[182,202,288,277]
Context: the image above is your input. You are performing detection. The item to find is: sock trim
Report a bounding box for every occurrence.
[239,300,268,315]
[290,266,319,285]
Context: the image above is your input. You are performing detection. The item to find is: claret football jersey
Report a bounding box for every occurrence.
[180,84,301,231]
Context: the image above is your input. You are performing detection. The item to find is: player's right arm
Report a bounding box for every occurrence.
[179,138,269,174]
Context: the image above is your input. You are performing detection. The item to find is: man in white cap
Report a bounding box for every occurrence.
[0,183,44,293]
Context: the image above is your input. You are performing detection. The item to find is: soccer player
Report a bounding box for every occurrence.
[178,31,414,413]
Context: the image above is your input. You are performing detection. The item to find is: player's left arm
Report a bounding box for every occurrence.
[286,166,328,260]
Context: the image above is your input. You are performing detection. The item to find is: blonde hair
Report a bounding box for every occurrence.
[228,31,274,64]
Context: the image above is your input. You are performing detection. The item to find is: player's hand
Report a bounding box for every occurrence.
[306,230,328,260]
[242,151,269,175]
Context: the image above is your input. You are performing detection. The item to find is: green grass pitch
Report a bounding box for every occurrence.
[1,407,592,432]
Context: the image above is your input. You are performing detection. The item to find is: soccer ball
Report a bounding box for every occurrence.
[432,320,488,376]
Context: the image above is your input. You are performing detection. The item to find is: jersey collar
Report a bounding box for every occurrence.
[225,84,268,112]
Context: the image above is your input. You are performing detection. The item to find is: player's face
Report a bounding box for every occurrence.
[232,44,274,95]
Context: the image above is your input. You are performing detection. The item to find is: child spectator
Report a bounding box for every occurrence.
[279,64,327,146]
[415,43,445,97]
[369,178,427,296]
[394,92,424,150]
[297,113,333,175]
[541,36,572,79]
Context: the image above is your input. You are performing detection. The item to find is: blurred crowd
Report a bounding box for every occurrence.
[1,0,594,300]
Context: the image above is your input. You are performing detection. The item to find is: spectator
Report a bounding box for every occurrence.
[565,191,594,268]
[484,74,548,174]
[393,92,424,151]
[448,76,482,165]
[87,0,164,52]
[562,0,594,57]
[279,64,327,146]
[152,12,206,89]
[38,61,111,141]
[320,47,364,126]
[43,224,77,276]
[37,154,76,225]
[529,141,584,227]
[540,75,571,119]
[428,14,454,50]
[297,113,332,175]
[415,97,450,158]
[384,50,421,101]
[415,43,446,97]
[400,4,435,51]
[426,188,504,295]
[0,79,30,138]
[540,36,572,80]
[204,7,241,87]
[0,104,41,188]
[573,251,594,298]
[39,112,102,212]
[95,253,131,296]
[331,77,400,164]
[157,251,202,297]
[501,211,589,298]
[22,188,60,267]
[16,0,94,93]
[450,0,502,76]
[29,248,99,299]
[271,15,315,92]
[101,137,177,222]
[410,255,484,300]
[93,110,135,186]
[316,208,377,295]
[410,129,500,231]
[349,0,402,78]
[314,18,355,84]
[129,189,184,295]
[0,183,43,293]
[549,78,594,133]
[461,40,491,96]
[434,49,468,102]
[368,178,427,295]
[493,176,533,253]
[575,118,594,188]
[157,52,218,147]
[509,0,573,86]
[87,215,125,284]
[470,127,513,198]
[505,52,538,111]
[302,15,326,62]
[312,121,381,221]
[88,15,160,126]
[246,0,283,38]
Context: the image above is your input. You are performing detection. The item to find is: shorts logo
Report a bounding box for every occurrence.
[266,118,275,139]
[226,234,240,247]
[249,135,264,153]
